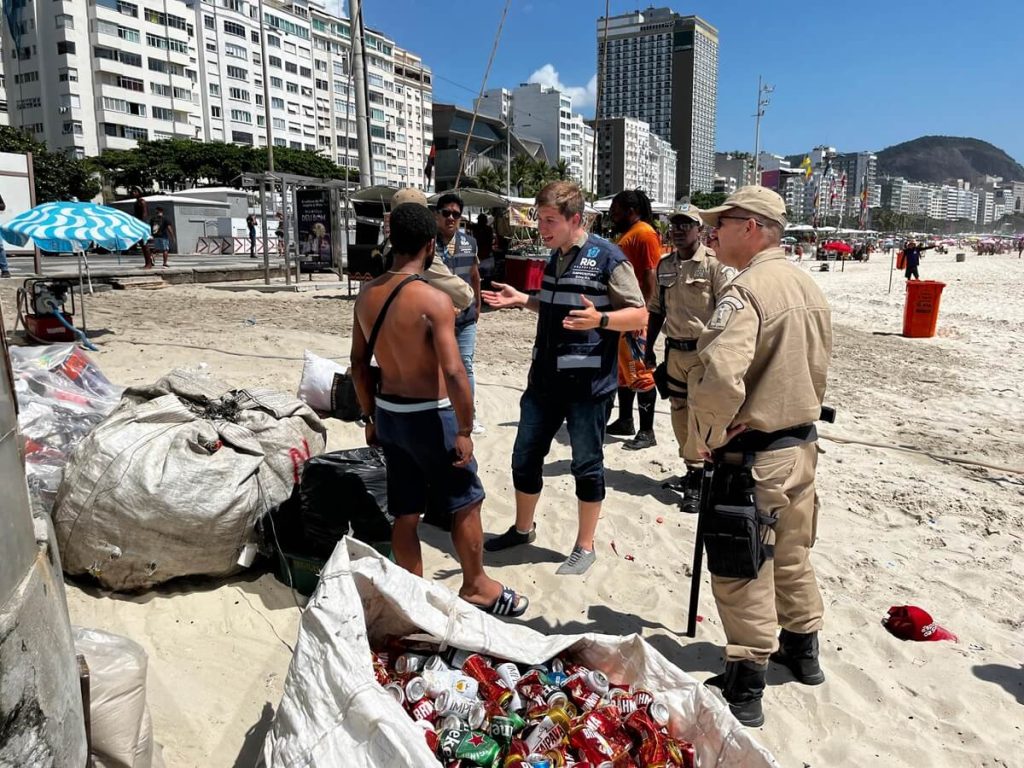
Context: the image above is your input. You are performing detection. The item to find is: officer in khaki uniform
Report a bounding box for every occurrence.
[645,207,734,512]
[690,186,832,727]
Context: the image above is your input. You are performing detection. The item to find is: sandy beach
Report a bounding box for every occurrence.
[4,247,1021,767]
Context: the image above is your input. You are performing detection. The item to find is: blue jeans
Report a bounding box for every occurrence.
[455,320,478,402]
[511,387,614,502]
[0,240,8,273]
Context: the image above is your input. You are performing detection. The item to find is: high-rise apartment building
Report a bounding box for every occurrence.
[597,7,717,199]
[476,83,594,192]
[594,116,676,205]
[0,0,433,189]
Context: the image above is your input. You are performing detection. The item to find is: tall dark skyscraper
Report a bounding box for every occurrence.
[597,7,718,199]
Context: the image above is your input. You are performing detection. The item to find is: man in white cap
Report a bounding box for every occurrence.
[690,186,832,727]
[643,206,734,513]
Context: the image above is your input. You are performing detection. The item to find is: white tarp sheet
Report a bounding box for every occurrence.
[263,538,779,767]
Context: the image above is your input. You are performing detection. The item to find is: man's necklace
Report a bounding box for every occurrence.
[387,270,418,275]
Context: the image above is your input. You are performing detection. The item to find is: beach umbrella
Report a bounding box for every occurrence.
[822,241,853,254]
[0,201,150,252]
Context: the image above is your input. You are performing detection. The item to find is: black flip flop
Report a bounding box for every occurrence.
[475,585,529,618]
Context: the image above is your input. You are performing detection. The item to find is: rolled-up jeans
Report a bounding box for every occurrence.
[455,320,478,402]
[511,387,613,502]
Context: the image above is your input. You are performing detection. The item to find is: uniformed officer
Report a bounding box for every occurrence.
[644,207,734,512]
[481,181,647,575]
[690,186,832,727]
[435,192,484,434]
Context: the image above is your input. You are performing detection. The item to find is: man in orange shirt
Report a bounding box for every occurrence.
[606,190,663,450]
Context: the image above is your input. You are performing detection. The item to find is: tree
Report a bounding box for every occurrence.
[689,191,727,209]
[472,165,505,194]
[0,126,100,203]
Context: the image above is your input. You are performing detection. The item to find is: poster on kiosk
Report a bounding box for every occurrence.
[296,189,334,273]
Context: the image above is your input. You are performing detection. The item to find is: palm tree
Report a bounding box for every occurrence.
[554,159,570,180]
[474,165,505,194]
[509,155,534,197]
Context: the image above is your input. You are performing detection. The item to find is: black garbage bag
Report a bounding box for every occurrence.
[270,448,392,559]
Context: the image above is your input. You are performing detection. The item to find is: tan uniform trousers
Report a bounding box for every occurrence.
[711,441,824,665]
[667,347,703,465]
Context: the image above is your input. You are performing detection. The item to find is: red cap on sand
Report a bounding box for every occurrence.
[882,606,958,642]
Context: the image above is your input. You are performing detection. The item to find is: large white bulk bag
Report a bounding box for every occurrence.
[53,369,326,591]
[263,538,778,767]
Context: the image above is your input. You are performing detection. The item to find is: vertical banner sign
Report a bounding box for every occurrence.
[296,189,333,273]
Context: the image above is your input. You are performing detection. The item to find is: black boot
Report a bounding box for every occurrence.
[705,661,765,727]
[770,629,825,685]
[680,466,703,514]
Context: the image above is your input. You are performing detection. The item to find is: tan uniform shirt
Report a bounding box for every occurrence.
[690,247,832,452]
[648,244,734,339]
[556,231,645,309]
[423,259,473,311]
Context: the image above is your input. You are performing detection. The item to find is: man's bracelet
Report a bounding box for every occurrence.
[456,427,472,437]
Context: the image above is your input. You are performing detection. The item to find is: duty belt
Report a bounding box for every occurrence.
[725,423,818,453]
[666,338,698,351]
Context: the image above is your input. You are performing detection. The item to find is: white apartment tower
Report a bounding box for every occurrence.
[595,116,676,205]
[0,0,433,188]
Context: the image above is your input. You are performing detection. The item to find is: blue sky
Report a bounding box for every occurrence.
[351,0,1024,163]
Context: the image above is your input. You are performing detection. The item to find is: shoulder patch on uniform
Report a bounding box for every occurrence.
[721,266,738,282]
[708,296,745,330]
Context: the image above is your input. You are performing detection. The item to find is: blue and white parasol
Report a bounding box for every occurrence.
[0,201,150,253]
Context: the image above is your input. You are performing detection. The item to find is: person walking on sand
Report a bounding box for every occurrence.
[134,190,153,268]
[350,202,528,618]
[246,213,258,258]
[481,181,647,575]
[149,207,174,268]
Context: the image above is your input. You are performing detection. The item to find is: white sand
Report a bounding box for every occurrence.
[4,248,1021,767]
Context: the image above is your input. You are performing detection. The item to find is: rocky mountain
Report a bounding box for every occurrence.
[876,136,1024,184]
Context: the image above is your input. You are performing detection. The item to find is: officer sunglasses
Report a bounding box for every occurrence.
[671,220,699,231]
[439,209,462,219]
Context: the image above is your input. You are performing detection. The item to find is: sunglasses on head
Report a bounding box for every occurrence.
[439,209,461,219]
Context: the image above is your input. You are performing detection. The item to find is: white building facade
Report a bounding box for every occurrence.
[0,0,433,188]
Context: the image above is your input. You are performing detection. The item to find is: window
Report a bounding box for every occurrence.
[209,83,221,96]
[173,87,192,100]
[230,109,252,123]
[232,131,254,145]
[229,87,249,102]
[59,67,79,83]
[370,108,384,122]
[270,77,283,89]
[57,41,76,55]
[250,31,259,43]
[212,106,221,117]
[225,43,246,59]
[151,83,170,96]
[16,97,41,110]
[299,66,311,78]
[267,35,281,48]
[269,56,282,68]
[62,121,84,136]
[286,82,298,94]
[284,62,297,74]
[223,21,245,37]
[117,75,144,91]
[316,79,328,91]
[58,94,80,110]
[204,15,215,30]
[152,107,173,121]
[271,97,284,109]
[56,14,74,29]
[146,34,189,54]
[272,117,286,130]
[226,65,247,79]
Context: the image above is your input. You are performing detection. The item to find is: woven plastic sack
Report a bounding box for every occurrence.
[73,627,165,768]
[52,369,326,591]
[263,538,779,767]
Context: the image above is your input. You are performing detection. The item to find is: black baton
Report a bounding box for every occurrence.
[686,459,715,638]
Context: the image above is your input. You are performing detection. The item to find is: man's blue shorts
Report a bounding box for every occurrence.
[151,237,169,253]
[375,396,485,518]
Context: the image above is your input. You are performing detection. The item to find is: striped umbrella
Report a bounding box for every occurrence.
[0,201,150,253]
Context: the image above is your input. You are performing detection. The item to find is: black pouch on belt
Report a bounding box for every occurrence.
[702,460,776,579]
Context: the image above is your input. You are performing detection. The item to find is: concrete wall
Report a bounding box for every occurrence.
[0,306,88,766]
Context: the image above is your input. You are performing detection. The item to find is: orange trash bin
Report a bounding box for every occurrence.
[902,280,945,338]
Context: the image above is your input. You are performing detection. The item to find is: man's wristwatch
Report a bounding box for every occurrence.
[599,312,610,329]
[361,412,375,425]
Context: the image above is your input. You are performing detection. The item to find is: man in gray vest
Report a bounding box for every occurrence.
[481,182,648,575]
[435,193,484,435]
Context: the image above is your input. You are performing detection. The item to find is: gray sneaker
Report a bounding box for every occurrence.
[556,545,596,575]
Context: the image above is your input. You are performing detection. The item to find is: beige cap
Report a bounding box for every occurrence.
[391,187,428,208]
[668,206,704,225]
[701,185,787,228]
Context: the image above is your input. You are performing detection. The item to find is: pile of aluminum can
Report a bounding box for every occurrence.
[372,638,696,767]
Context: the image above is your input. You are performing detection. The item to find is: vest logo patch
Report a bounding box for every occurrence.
[580,257,598,268]
[586,247,600,260]
[708,296,744,330]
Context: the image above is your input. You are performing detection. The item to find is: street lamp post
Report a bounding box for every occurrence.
[751,75,774,186]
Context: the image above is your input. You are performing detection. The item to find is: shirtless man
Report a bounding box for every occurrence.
[351,202,528,617]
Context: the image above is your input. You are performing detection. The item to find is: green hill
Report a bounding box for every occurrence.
[876,136,1024,184]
